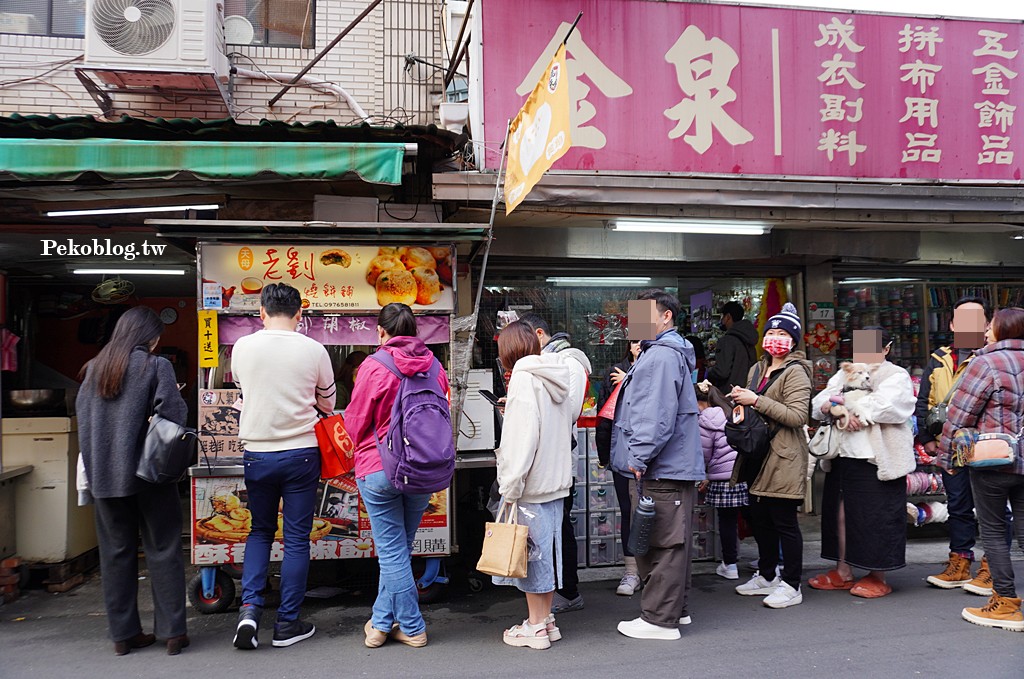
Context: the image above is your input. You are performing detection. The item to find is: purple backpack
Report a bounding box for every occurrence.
[370,351,455,494]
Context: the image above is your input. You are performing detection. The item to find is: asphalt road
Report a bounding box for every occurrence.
[2,557,1022,679]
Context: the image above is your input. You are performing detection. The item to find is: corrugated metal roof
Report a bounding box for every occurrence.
[0,114,466,156]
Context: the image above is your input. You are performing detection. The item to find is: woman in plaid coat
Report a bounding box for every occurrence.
[941,307,1024,632]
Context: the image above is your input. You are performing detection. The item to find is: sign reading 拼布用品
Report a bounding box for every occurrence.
[480,0,1022,182]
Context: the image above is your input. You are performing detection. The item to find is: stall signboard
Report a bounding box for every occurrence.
[480,0,1024,182]
[199,243,455,313]
[191,476,450,563]
[198,390,245,458]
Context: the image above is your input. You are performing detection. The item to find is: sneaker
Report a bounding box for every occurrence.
[926,552,973,589]
[678,614,692,625]
[551,592,585,613]
[716,562,739,580]
[363,620,388,648]
[964,557,994,597]
[272,619,315,648]
[763,581,803,609]
[736,573,781,596]
[616,573,642,596]
[503,620,550,649]
[391,626,428,648]
[543,614,561,642]
[233,605,261,650]
[962,594,1024,632]
[617,617,681,640]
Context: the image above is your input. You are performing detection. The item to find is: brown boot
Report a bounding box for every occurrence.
[926,552,972,589]
[962,594,1024,632]
[964,557,994,596]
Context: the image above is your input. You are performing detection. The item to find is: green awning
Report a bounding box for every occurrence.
[0,138,405,184]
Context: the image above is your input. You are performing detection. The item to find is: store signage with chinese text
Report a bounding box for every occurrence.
[481,0,1023,181]
[199,243,455,313]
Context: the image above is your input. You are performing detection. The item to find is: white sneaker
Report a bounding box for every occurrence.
[716,562,739,580]
[616,617,681,640]
[616,573,642,596]
[678,615,692,625]
[763,581,803,609]
[735,573,781,596]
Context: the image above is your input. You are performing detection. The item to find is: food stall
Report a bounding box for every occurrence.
[186,241,460,613]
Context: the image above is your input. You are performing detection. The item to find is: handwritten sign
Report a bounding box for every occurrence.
[198,310,218,367]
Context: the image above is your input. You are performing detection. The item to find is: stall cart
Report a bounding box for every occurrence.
[187,241,461,613]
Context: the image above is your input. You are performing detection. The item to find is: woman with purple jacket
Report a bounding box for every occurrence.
[696,388,749,580]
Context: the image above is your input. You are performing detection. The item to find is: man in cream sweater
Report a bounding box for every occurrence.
[230,283,335,650]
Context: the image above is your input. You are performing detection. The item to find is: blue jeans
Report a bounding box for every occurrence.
[357,471,432,636]
[943,468,977,555]
[241,447,320,623]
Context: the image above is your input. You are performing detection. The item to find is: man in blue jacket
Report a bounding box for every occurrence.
[612,289,703,641]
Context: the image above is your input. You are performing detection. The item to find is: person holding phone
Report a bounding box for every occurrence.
[730,303,812,610]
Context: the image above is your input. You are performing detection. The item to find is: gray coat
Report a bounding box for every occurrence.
[611,329,704,482]
[77,347,188,498]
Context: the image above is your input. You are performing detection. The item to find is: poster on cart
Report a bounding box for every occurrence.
[191,390,450,563]
[199,243,454,313]
[191,476,450,564]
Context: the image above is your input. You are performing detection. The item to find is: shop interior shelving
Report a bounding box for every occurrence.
[835,281,1023,375]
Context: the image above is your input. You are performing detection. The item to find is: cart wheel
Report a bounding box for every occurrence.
[187,570,236,614]
[417,581,446,604]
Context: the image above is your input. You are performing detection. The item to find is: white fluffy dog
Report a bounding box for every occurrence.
[831,362,874,429]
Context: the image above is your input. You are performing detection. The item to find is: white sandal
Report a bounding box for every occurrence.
[502,620,551,650]
[543,614,561,642]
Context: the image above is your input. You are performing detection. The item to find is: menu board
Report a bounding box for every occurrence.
[199,243,455,313]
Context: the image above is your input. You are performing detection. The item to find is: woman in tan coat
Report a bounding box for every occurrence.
[729,303,812,609]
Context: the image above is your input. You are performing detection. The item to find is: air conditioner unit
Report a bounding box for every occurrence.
[84,0,228,81]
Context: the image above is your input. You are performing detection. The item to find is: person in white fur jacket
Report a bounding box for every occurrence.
[808,327,917,599]
[492,320,576,651]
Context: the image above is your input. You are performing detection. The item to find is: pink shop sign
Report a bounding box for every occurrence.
[480,0,1024,182]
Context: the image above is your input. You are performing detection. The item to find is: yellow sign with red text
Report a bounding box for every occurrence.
[504,44,572,214]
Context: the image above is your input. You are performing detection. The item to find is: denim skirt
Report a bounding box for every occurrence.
[492,498,563,594]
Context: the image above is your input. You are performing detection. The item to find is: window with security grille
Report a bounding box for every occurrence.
[224,0,314,48]
[0,0,85,36]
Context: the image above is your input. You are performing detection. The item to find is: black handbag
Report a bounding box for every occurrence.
[137,413,197,484]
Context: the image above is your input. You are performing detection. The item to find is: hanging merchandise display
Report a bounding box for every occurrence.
[804,323,840,354]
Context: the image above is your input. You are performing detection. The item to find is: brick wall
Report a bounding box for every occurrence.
[0,0,442,125]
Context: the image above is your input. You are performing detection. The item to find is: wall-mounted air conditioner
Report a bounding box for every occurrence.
[84,0,228,80]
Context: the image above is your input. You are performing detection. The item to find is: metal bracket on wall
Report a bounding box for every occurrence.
[74,69,113,118]
[73,68,235,119]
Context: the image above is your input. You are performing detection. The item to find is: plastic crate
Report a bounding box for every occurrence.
[588,485,616,511]
[574,454,587,481]
[568,510,587,539]
[577,537,587,567]
[692,530,718,561]
[589,537,616,566]
[589,456,613,484]
[588,510,620,538]
[571,484,586,511]
[692,505,715,532]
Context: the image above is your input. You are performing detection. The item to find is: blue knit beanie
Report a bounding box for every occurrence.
[767,302,802,345]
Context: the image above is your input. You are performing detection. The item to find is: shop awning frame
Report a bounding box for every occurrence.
[0,138,407,184]
[147,219,491,242]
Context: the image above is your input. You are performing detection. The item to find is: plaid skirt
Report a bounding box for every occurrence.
[705,481,749,508]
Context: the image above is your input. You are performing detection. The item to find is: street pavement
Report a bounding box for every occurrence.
[2,540,1023,679]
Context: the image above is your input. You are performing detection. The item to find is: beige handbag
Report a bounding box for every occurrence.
[476,502,529,578]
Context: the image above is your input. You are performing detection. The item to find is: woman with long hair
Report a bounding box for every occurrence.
[730,303,812,609]
[491,320,575,649]
[344,303,449,649]
[76,306,190,655]
[941,307,1024,632]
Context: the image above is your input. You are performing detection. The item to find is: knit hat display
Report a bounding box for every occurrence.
[766,302,802,345]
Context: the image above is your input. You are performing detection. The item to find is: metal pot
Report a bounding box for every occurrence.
[3,389,64,410]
